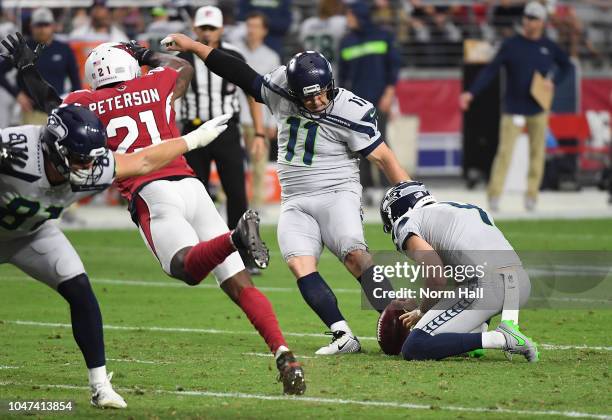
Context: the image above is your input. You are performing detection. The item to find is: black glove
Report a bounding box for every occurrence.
[0,134,28,169]
[123,40,156,67]
[0,32,45,71]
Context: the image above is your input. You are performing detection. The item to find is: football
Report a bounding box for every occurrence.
[376,299,417,355]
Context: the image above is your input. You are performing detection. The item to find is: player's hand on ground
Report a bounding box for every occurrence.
[399,308,423,330]
[0,133,28,169]
[161,33,196,53]
[182,113,231,150]
[1,32,44,71]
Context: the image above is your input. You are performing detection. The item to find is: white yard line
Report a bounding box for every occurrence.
[0,381,609,419]
[3,319,611,352]
[107,358,160,365]
[3,276,610,304]
[242,352,319,359]
[0,366,20,369]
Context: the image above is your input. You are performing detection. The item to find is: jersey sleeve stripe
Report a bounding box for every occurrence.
[262,75,295,102]
[321,114,377,138]
[357,135,383,157]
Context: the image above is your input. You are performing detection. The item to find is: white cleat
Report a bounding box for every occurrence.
[90,372,127,409]
[315,331,361,355]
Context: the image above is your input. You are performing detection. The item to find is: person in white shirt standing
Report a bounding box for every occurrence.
[298,0,347,76]
[236,12,281,209]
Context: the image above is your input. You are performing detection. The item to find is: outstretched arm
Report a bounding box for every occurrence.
[1,32,61,113]
[367,142,410,184]
[163,34,263,101]
[114,114,231,180]
[123,40,193,101]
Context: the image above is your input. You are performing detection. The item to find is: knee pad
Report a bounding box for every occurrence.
[401,328,430,361]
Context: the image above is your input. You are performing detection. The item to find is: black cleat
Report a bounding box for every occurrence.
[276,350,306,395]
[233,210,269,269]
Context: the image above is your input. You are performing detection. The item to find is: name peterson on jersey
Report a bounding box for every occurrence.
[63,66,194,201]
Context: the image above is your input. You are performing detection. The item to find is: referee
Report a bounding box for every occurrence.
[179,5,265,230]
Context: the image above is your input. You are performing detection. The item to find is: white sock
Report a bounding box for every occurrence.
[274,345,290,359]
[330,320,352,336]
[481,331,506,349]
[88,366,107,385]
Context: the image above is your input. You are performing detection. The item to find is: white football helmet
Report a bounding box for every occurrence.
[85,42,141,90]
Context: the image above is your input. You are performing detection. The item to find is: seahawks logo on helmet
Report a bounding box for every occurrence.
[380,181,436,233]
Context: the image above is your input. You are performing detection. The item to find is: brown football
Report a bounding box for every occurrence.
[376,299,417,355]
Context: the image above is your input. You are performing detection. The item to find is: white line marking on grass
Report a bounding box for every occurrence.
[4,276,610,304]
[0,366,19,369]
[0,381,609,419]
[107,358,159,365]
[242,352,319,359]
[4,320,611,352]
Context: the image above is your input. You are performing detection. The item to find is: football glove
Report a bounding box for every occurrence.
[0,134,28,169]
[122,40,156,67]
[182,114,231,151]
[1,32,45,71]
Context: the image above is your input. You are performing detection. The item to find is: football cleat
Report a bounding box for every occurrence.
[90,372,127,409]
[496,321,539,363]
[275,350,306,395]
[233,210,269,269]
[315,331,361,355]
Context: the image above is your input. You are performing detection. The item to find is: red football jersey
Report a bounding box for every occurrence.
[63,66,194,200]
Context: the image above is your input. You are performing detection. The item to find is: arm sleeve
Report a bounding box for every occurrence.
[468,40,508,97]
[18,66,62,113]
[551,42,573,85]
[392,215,420,252]
[346,106,382,156]
[66,47,82,91]
[205,48,263,101]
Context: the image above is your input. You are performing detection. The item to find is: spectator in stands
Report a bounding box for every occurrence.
[339,1,401,193]
[69,1,128,42]
[492,0,527,39]
[237,0,292,57]
[298,0,346,75]
[143,6,187,52]
[460,1,573,212]
[427,6,462,67]
[235,12,281,209]
[550,5,600,61]
[22,8,81,124]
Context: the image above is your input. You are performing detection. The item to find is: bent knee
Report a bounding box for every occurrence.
[343,249,372,273]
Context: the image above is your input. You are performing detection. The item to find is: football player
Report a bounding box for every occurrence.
[0,103,230,408]
[380,181,539,362]
[164,33,409,355]
[5,33,305,394]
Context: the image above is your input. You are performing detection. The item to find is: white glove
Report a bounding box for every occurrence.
[182,114,231,151]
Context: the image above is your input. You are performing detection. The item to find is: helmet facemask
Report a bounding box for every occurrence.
[42,112,109,191]
[295,80,336,120]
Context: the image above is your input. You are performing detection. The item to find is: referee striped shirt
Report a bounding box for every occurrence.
[178,41,244,123]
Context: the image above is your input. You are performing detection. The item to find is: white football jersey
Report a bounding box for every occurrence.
[298,16,347,75]
[392,201,522,269]
[0,125,115,240]
[260,66,381,199]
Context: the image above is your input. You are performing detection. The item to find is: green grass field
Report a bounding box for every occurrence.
[1,220,611,419]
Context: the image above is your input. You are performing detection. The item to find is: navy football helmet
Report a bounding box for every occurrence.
[380,181,437,233]
[41,104,109,191]
[286,51,336,118]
